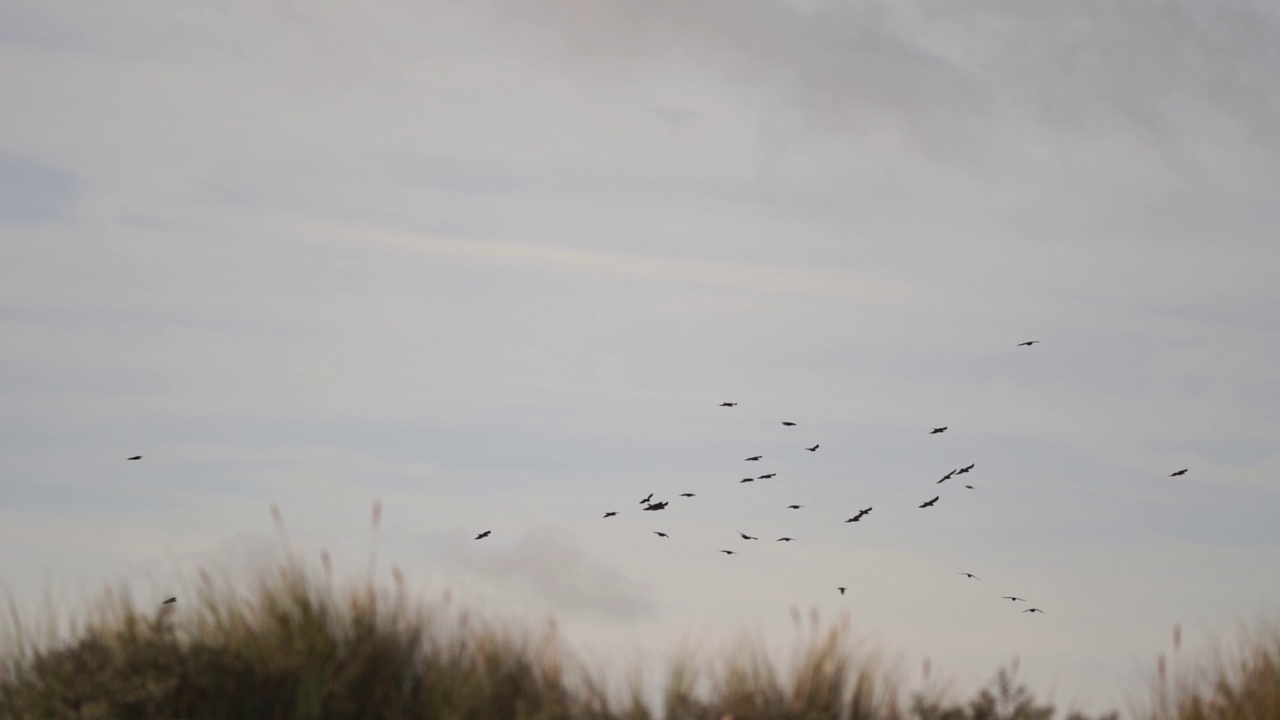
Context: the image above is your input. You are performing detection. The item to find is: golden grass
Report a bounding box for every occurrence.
[1,504,1262,719]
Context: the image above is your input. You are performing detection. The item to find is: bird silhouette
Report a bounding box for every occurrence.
[1017,340,1040,346]
[475,531,491,540]
[740,478,755,483]
[806,444,819,452]
[720,402,738,407]
[852,507,872,520]
[919,496,940,508]
[956,463,975,474]
[787,505,803,510]
[126,455,142,461]
[758,473,776,479]
[738,532,758,540]
[745,455,763,461]
[654,531,669,538]
[965,485,974,489]
[959,572,979,580]
[644,501,668,511]
[1002,596,1025,602]
[845,516,863,523]
[720,550,737,555]
[930,427,947,434]
[680,493,696,498]
[1170,469,1188,477]
[640,493,653,504]
[937,470,956,484]
[161,597,176,605]
[1022,608,1045,614]
[838,587,847,595]
[781,421,797,427]
[776,537,795,542]
[603,512,618,518]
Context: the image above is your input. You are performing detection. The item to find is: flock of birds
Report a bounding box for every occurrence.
[127,339,1192,611]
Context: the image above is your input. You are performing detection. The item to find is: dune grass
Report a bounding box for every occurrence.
[1137,620,1280,720]
[0,505,1266,719]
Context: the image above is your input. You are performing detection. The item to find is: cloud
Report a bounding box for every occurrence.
[419,527,657,622]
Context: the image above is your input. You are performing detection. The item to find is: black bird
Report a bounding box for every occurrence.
[845,516,863,523]
[745,455,763,462]
[680,492,696,498]
[603,512,618,518]
[781,421,797,426]
[838,587,847,595]
[758,473,776,479]
[937,469,956,484]
[806,444,819,452]
[777,537,794,542]
[851,507,872,521]
[1017,340,1040,347]
[965,485,974,489]
[720,550,737,555]
[930,427,947,434]
[1022,608,1045,614]
[644,501,668,511]
[919,496,940,508]
[787,505,803,510]
[475,531,491,540]
[1170,469,1188,477]
[640,493,653,504]
[1002,596,1025,602]
[720,402,738,407]
[161,597,176,605]
[959,572,979,580]
[127,455,142,461]
[738,532,758,540]
[956,463,975,474]
[654,531,669,538]
[739,477,755,483]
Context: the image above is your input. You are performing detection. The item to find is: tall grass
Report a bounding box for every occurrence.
[1138,620,1280,720]
[1,503,1254,719]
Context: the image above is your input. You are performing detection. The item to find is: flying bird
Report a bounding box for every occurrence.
[161,597,176,605]
[720,550,737,555]
[937,470,956,484]
[644,501,668,511]
[1017,340,1041,346]
[806,444,819,452]
[474,531,491,540]
[956,463,975,474]
[855,507,872,519]
[930,427,947,434]
[1170,469,1188,477]
[603,512,618,518]
[959,573,979,580]
[654,531,669,538]
[757,473,776,479]
[776,537,794,542]
[720,402,738,407]
[919,496,940,508]
[781,421,797,426]
[738,532,758,540]
[126,455,142,461]
[745,455,763,462]
[739,478,755,483]
[787,505,803,510]
[680,493,696,498]
[1022,608,1045,614]
[965,485,974,489]
[640,493,653,504]
[838,587,847,595]
[1002,596,1025,602]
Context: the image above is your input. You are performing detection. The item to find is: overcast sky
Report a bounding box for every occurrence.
[3,0,1280,713]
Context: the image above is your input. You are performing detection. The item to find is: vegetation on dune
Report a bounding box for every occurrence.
[0,507,1272,719]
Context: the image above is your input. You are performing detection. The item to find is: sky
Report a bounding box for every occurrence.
[2,0,1280,714]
